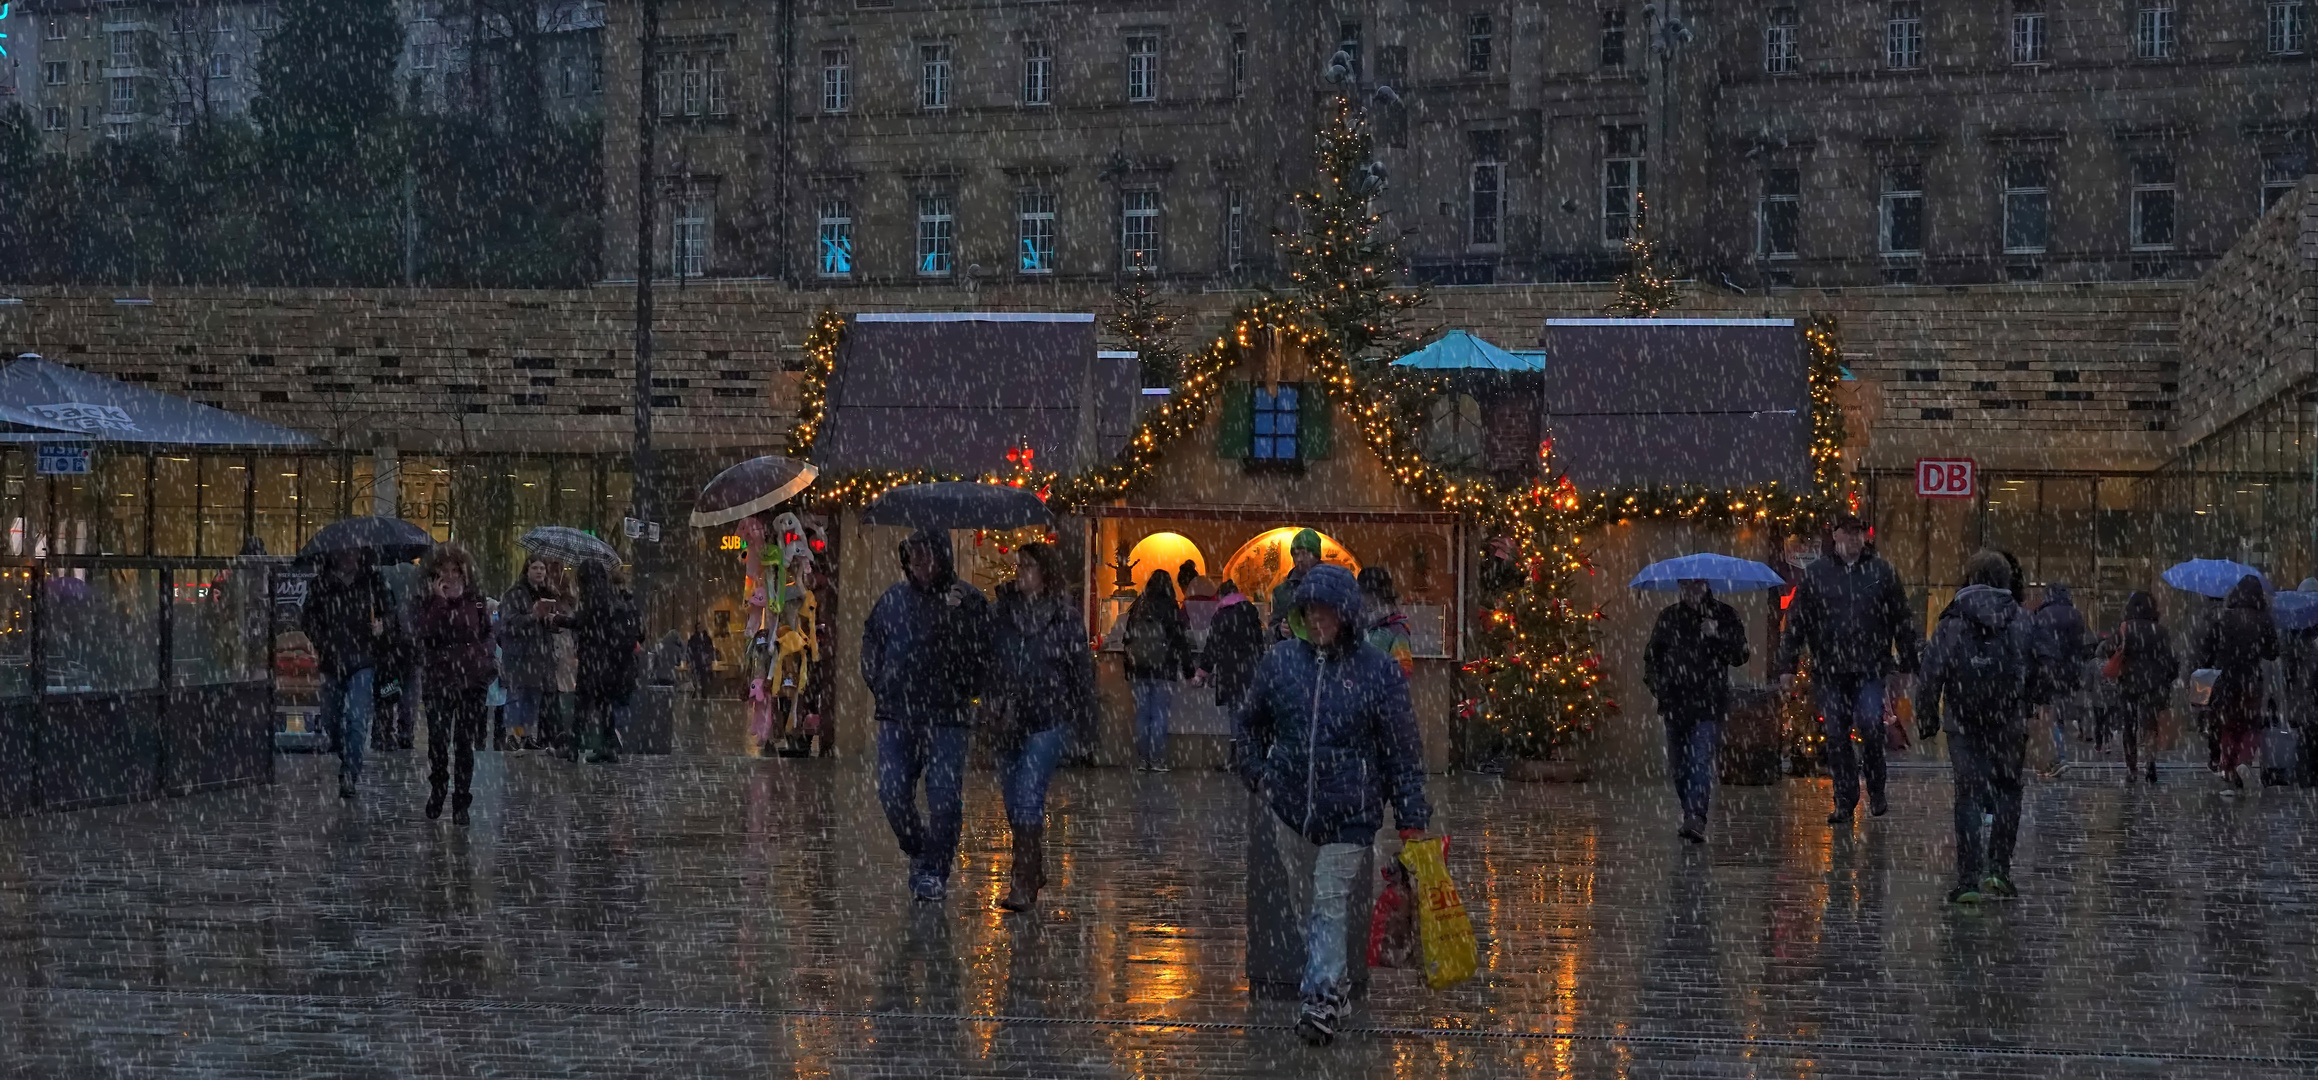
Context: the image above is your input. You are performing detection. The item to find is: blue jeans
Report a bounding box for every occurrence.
[1663,713,1721,820]
[1949,726,2026,886]
[504,686,546,744]
[320,667,376,785]
[1817,676,1888,811]
[997,726,1067,829]
[1132,679,1174,767]
[876,720,971,883]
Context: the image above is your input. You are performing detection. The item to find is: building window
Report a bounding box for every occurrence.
[1018,189,1056,274]
[560,56,578,97]
[1225,188,1247,269]
[2012,1,2047,62]
[2269,0,2306,54]
[820,48,850,112]
[1230,30,1248,97]
[1467,14,1494,72]
[1759,167,1800,259]
[111,30,135,64]
[920,43,951,109]
[1252,385,1300,460]
[1887,1,1923,69]
[2002,158,2050,254]
[591,52,604,93]
[1765,7,1800,74]
[45,15,65,40]
[680,54,704,115]
[2130,156,2175,249]
[1602,126,1645,243]
[1121,188,1160,270]
[1125,33,1159,102]
[214,7,233,33]
[1470,129,1504,247]
[210,52,233,80]
[2135,1,2175,59]
[1022,39,1052,105]
[169,100,194,126]
[672,194,710,278]
[414,43,438,70]
[43,106,66,131]
[1336,21,1362,81]
[255,4,277,31]
[817,199,853,277]
[110,77,135,107]
[1879,164,1925,255]
[707,54,728,116]
[1600,10,1627,67]
[917,195,954,276]
[1376,45,1407,86]
[107,123,130,140]
[2263,151,2308,212]
[44,61,67,86]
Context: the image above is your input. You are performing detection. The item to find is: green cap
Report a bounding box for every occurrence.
[1291,528,1324,559]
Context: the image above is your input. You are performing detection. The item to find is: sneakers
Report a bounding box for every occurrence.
[1295,1007,1337,1047]
[1677,815,1707,844]
[909,874,947,903]
[1945,884,1985,905]
[1979,874,2019,899]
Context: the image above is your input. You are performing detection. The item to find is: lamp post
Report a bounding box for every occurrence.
[632,0,661,582]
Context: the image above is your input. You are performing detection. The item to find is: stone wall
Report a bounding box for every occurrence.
[2176,177,2318,450]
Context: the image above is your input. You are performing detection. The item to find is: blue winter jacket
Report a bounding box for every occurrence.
[1232,565,1432,847]
[860,528,991,726]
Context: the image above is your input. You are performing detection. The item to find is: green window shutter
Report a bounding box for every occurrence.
[1217,381,1253,459]
[1299,383,1333,460]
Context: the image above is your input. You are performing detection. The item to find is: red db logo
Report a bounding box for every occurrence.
[1915,459,1976,499]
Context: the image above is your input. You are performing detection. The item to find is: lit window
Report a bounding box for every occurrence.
[2135,1,2175,60]
[1467,14,1494,73]
[1023,39,1051,105]
[920,43,951,109]
[2130,156,2175,250]
[1252,385,1300,460]
[2002,158,2049,254]
[1764,7,1799,74]
[1880,164,1925,256]
[2012,1,2047,63]
[1121,188,1160,270]
[1602,126,1645,243]
[1887,1,1923,69]
[1126,33,1159,102]
[917,195,954,276]
[817,199,853,277]
[1018,189,1056,274]
[1759,168,1799,259]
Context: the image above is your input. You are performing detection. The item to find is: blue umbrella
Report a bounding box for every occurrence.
[2273,589,2318,631]
[1629,553,1787,593]
[2161,559,2268,599]
[1389,330,1545,372]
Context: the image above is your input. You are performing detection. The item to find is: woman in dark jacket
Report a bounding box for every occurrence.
[498,557,572,750]
[2196,575,2278,794]
[301,549,396,799]
[2099,590,2180,783]
[1122,569,1193,771]
[571,561,643,764]
[415,543,496,824]
[1197,579,1268,709]
[989,542,1092,912]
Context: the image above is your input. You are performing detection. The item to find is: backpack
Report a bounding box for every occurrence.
[1125,610,1175,673]
[1951,617,2027,725]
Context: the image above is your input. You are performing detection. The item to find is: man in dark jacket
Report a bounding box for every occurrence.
[301,549,396,799]
[1776,513,1920,825]
[1234,564,1431,1047]
[1197,579,1268,709]
[2031,583,2091,777]
[1916,551,2048,904]
[861,527,992,902]
[1643,579,1750,843]
[687,622,717,697]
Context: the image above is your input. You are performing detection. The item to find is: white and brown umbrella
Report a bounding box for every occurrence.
[690,456,819,528]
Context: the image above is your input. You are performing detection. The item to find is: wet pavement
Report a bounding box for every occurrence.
[4,705,2316,1078]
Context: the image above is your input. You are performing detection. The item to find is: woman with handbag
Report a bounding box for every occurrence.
[2098,591,2178,783]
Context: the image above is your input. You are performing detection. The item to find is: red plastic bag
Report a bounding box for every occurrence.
[1367,860,1416,968]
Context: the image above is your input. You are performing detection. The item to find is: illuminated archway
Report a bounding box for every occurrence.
[1125,532,1206,592]
[1218,527,1360,603]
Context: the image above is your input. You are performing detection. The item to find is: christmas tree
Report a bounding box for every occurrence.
[1105,268,1185,389]
[1606,193,1680,317]
[1464,467,1614,762]
[1282,96,1427,364]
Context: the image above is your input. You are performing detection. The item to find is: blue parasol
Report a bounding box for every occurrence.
[2161,559,2268,599]
[1629,553,1788,593]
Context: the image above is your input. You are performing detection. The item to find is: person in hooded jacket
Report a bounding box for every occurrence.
[989,542,1092,912]
[2031,583,2092,778]
[1643,578,1750,843]
[1915,551,2050,904]
[414,543,495,824]
[2097,590,2179,783]
[1357,568,1416,679]
[1122,569,1193,771]
[572,561,643,764]
[302,548,398,799]
[861,527,992,902]
[2195,574,2278,795]
[1196,579,1268,710]
[1775,513,1920,825]
[1233,564,1431,1048]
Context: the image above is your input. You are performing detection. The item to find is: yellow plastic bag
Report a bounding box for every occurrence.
[1398,837,1477,990]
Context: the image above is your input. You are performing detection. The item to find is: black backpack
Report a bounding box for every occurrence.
[1951,616,2027,725]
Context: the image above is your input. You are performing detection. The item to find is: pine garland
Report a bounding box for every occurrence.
[784,308,845,458]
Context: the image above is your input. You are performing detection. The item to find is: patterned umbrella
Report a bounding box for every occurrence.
[519,525,621,568]
[690,456,819,528]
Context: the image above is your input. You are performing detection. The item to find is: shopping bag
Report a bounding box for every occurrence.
[1398,836,1477,991]
[1365,859,1417,969]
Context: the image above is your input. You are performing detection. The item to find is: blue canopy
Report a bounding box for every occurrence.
[0,354,314,446]
[2161,559,2268,599]
[1629,553,1788,593]
[1390,330,1544,373]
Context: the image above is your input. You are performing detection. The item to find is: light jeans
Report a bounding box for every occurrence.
[1132,679,1174,767]
[1273,812,1367,1015]
[320,667,376,786]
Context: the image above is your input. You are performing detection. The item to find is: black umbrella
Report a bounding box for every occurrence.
[861,482,1053,531]
[520,525,622,568]
[298,516,436,564]
[689,456,819,528]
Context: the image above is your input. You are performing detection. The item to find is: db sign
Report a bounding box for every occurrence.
[1915,458,1977,498]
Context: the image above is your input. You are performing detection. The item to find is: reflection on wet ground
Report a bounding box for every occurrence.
[3,706,2314,1078]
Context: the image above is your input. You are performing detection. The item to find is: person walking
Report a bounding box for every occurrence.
[414,543,495,824]
[2189,593,2224,771]
[1197,579,1269,711]
[1268,529,1326,640]
[862,527,991,902]
[2031,583,2092,779]
[498,557,571,751]
[1643,578,1751,844]
[572,561,643,764]
[1233,564,1431,1048]
[2195,575,2278,796]
[1776,513,1920,825]
[303,549,398,799]
[1122,569,1192,771]
[2098,590,2179,783]
[1915,551,2047,904]
[687,622,717,698]
[1357,568,1416,679]
[989,542,1093,913]
[2279,579,2318,787]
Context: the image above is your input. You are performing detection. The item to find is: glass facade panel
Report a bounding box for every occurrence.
[46,568,159,693]
[171,566,268,686]
[199,458,249,556]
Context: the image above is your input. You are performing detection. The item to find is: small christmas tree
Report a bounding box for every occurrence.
[1465,469,1614,763]
[1106,268,1184,388]
[1606,193,1680,317]
[1282,96,1427,364]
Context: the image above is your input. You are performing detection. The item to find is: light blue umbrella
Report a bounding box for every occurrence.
[2161,559,2268,599]
[1629,553,1787,593]
[2274,586,2318,631]
[1389,330,1545,372]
